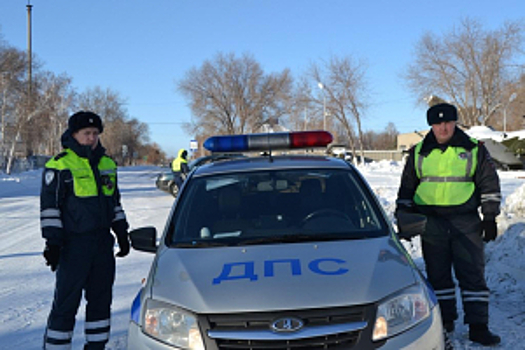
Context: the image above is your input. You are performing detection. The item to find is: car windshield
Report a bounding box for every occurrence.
[168,168,386,247]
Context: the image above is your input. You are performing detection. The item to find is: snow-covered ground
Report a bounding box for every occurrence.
[1,162,524,349]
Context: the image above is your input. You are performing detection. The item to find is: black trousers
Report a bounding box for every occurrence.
[422,213,489,325]
[44,233,116,350]
[174,172,184,189]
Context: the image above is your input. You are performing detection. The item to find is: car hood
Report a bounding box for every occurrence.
[150,237,416,314]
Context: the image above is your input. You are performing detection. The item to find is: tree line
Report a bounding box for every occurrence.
[1,17,524,173]
[0,33,165,174]
[179,18,524,161]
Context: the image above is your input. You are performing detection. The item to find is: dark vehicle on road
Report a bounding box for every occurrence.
[155,153,245,197]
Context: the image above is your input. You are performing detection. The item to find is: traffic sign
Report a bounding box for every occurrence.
[190,140,198,151]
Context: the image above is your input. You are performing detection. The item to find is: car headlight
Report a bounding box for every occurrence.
[143,299,205,350]
[372,284,431,341]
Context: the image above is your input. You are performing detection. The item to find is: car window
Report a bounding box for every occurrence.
[169,169,386,247]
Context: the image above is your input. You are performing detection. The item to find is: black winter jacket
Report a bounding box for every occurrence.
[396,127,501,219]
[40,130,129,246]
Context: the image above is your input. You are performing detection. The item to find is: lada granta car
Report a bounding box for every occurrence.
[128,131,444,350]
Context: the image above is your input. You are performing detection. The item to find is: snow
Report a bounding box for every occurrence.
[466,125,525,143]
[1,162,525,349]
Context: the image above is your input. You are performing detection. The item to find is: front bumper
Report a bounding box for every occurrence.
[127,306,444,350]
[128,321,176,350]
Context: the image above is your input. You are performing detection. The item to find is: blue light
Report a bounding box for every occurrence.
[204,135,249,152]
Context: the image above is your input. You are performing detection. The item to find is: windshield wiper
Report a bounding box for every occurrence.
[241,234,328,246]
[241,233,365,246]
[174,241,230,248]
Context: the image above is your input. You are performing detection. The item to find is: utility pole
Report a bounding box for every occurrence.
[27,1,33,101]
[318,82,327,131]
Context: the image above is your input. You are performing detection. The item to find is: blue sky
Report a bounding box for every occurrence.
[1,0,524,157]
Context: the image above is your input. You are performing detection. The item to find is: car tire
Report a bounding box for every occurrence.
[169,183,179,197]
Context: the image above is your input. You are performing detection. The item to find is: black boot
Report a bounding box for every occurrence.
[444,331,454,350]
[469,323,501,346]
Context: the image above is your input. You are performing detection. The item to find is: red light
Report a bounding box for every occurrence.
[289,131,333,148]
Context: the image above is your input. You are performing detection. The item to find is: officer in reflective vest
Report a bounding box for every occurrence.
[171,148,189,190]
[396,103,501,346]
[40,111,130,350]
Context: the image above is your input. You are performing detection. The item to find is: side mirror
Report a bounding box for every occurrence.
[130,226,157,253]
[395,211,427,240]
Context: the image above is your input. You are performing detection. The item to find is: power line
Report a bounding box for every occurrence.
[147,122,187,125]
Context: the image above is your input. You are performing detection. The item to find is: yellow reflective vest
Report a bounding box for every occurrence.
[171,149,188,173]
[45,148,117,197]
[413,139,478,206]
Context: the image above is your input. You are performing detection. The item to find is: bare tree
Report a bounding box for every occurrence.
[309,55,370,164]
[178,52,293,139]
[501,73,525,131]
[76,87,151,164]
[24,71,75,155]
[1,44,27,170]
[119,118,150,165]
[141,142,166,166]
[362,123,398,150]
[76,86,127,123]
[0,29,160,170]
[405,18,524,127]
[288,76,321,131]
[77,87,128,159]
[0,46,63,173]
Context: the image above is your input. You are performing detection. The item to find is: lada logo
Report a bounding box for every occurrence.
[271,317,304,333]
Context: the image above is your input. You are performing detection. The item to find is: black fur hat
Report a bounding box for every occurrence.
[68,111,104,133]
[427,103,458,125]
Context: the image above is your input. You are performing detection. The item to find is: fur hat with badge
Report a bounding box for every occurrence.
[68,111,104,134]
[427,103,458,125]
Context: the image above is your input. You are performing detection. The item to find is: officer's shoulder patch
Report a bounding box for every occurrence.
[53,151,68,161]
[44,170,55,185]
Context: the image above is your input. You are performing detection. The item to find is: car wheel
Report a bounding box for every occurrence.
[170,183,179,197]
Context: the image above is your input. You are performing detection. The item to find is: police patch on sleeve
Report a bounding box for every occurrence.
[45,170,55,186]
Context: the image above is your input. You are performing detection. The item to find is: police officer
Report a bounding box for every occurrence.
[171,148,190,191]
[41,111,130,349]
[396,103,501,346]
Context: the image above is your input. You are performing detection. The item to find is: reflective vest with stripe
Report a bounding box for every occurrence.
[46,148,117,197]
[413,139,478,206]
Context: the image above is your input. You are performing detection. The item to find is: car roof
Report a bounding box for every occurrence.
[189,153,246,168]
[192,154,353,177]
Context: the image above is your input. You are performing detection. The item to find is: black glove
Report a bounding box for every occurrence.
[394,207,426,241]
[43,244,61,272]
[481,220,497,242]
[116,233,130,258]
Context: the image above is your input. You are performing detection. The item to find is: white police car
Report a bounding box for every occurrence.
[127,131,444,349]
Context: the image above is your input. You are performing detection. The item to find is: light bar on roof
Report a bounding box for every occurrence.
[203,131,333,153]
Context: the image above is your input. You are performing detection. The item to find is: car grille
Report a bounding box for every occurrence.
[203,305,370,350]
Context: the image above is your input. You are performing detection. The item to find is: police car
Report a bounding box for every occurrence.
[128,131,444,350]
